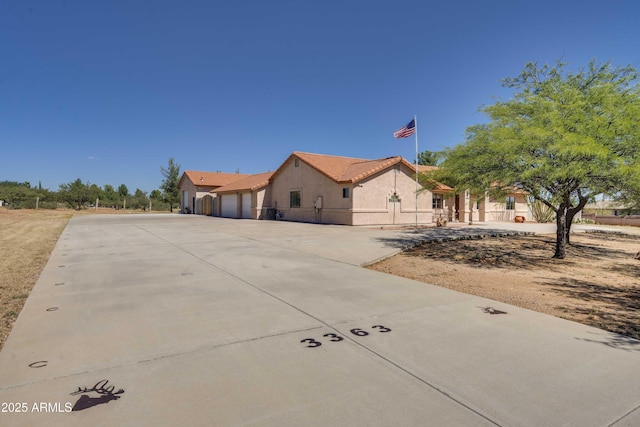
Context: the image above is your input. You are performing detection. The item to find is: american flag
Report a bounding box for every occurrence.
[393,119,416,138]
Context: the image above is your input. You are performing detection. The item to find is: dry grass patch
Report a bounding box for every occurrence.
[0,209,71,350]
[368,232,640,340]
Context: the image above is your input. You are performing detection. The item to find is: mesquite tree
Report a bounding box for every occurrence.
[435,60,640,258]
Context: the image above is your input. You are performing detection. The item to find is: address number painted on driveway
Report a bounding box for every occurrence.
[301,325,391,348]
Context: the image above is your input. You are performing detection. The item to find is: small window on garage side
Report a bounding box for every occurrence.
[290,190,301,208]
[294,159,299,167]
[506,196,516,210]
[342,188,350,198]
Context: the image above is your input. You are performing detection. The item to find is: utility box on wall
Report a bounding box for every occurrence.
[314,196,323,209]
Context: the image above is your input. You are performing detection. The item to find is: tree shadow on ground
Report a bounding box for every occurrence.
[375,227,533,251]
[541,277,640,341]
[399,234,567,271]
[583,231,640,242]
[606,262,640,278]
[544,277,640,310]
[575,333,640,352]
[382,232,636,273]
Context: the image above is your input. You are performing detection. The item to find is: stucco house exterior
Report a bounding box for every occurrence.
[180,151,532,225]
[444,190,530,223]
[481,192,530,221]
[212,172,274,219]
[178,170,249,214]
[266,152,452,226]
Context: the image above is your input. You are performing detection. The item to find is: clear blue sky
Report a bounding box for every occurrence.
[1,0,639,192]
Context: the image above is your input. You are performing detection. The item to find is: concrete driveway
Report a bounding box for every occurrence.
[1,215,639,426]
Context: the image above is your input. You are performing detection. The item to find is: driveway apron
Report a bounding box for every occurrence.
[0,215,639,426]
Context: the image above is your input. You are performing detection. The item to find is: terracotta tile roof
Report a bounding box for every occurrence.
[273,152,415,184]
[292,152,370,182]
[213,172,274,193]
[417,164,439,172]
[490,183,528,195]
[413,164,453,193]
[178,170,250,188]
[425,180,453,193]
[339,157,404,182]
[277,152,448,186]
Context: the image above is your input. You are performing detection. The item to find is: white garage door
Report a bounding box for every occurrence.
[221,195,237,218]
[241,193,252,219]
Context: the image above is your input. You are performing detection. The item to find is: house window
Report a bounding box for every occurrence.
[432,194,443,209]
[343,188,350,198]
[290,190,301,208]
[506,196,516,210]
[294,159,299,167]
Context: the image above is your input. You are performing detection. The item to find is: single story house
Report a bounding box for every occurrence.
[181,151,532,225]
[265,152,451,226]
[178,170,249,214]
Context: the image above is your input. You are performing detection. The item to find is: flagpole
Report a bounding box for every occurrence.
[414,115,418,228]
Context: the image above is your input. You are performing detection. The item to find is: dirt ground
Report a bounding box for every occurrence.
[0,209,71,350]
[368,232,640,341]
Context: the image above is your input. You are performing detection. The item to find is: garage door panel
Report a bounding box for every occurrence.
[221,195,237,218]
[242,193,251,219]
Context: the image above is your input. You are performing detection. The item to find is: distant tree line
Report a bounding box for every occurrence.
[0,179,171,211]
[1,159,181,211]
